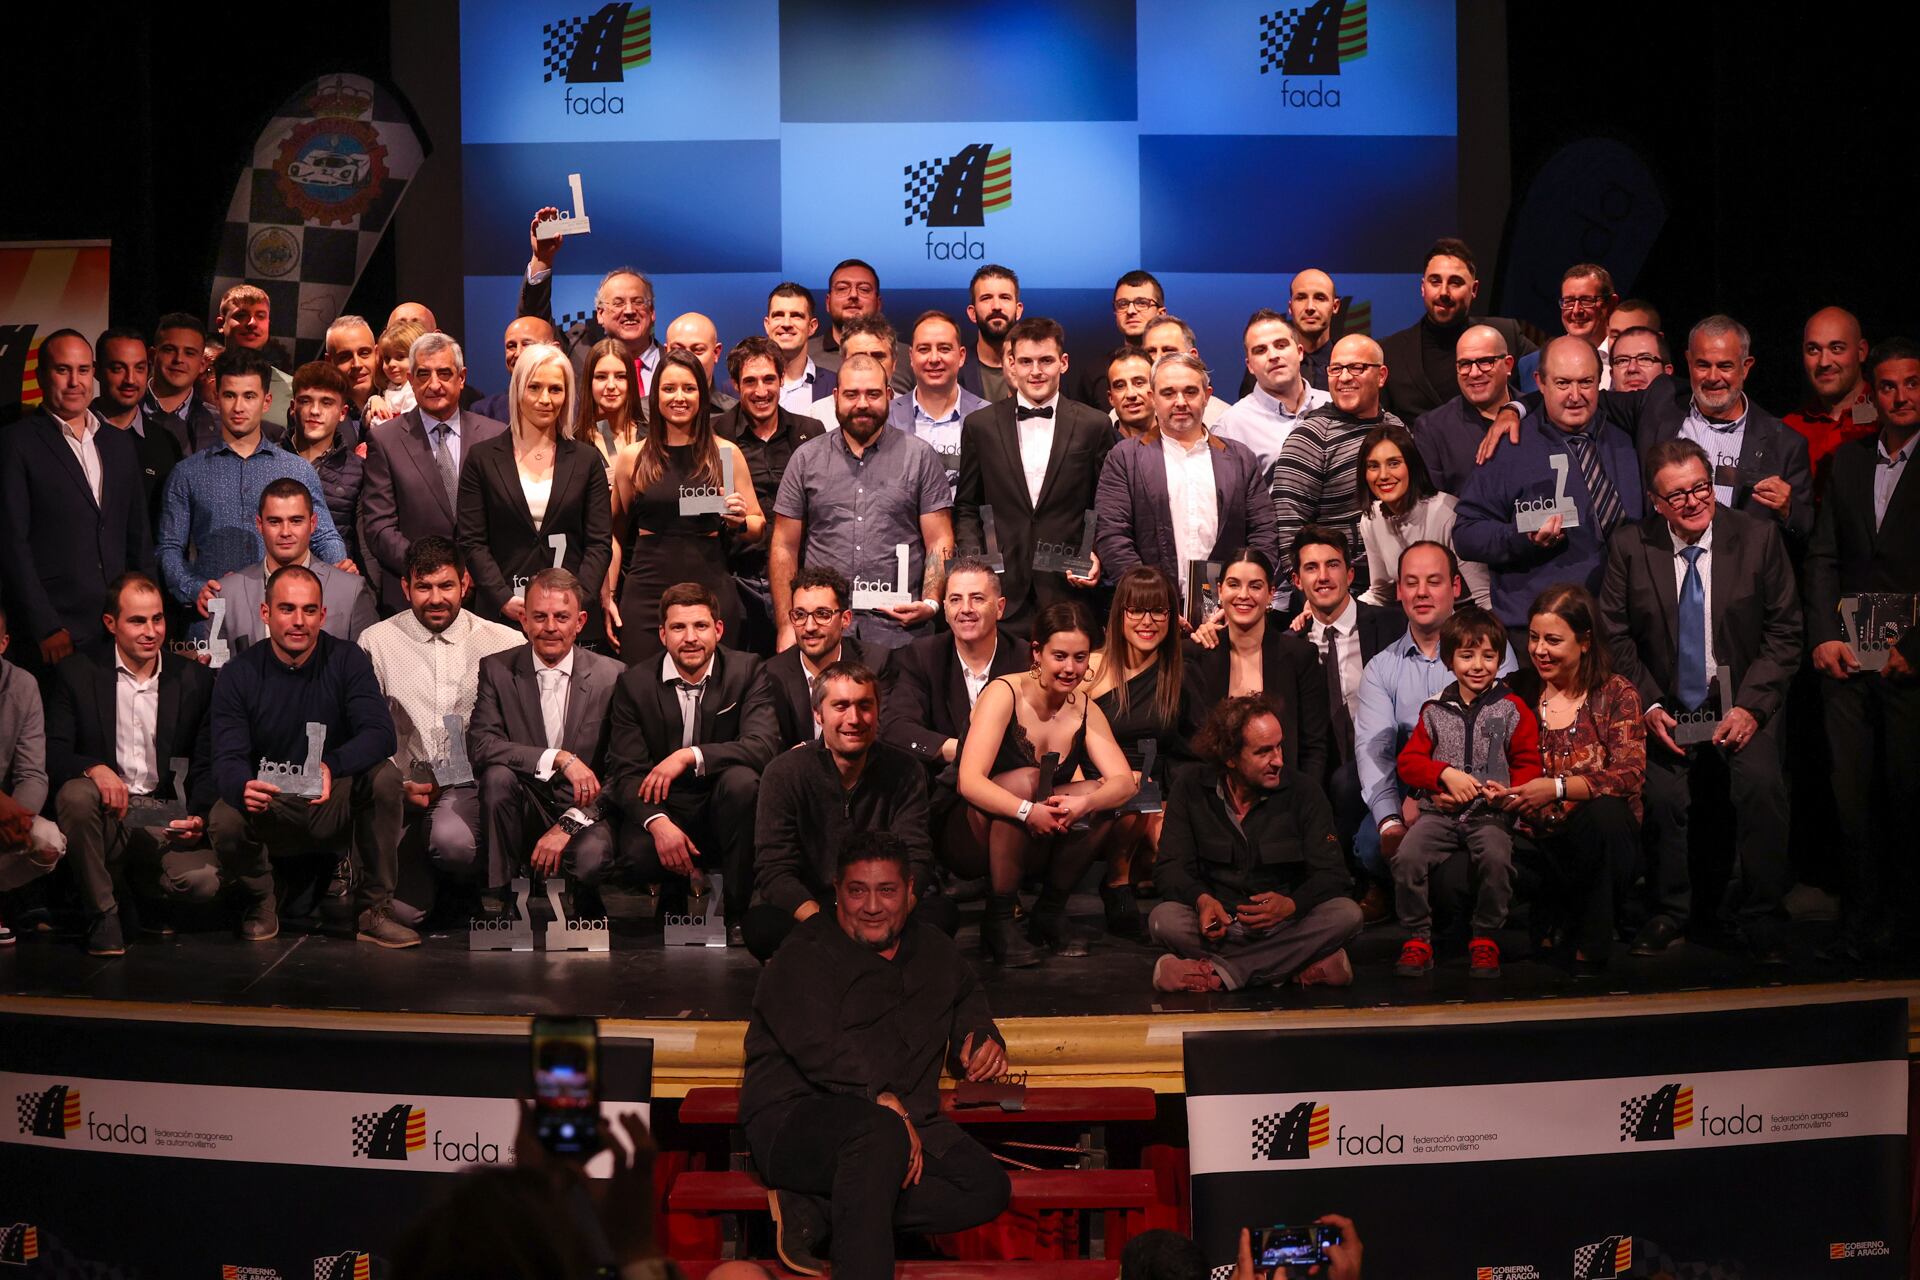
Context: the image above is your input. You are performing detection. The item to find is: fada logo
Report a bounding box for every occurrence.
[0,1225,39,1265]
[274,77,389,227]
[350,1103,428,1160]
[904,144,1012,261]
[1573,1234,1632,1280]
[1618,1082,1692,1142]
[1250,1100,1329,1160]
[14,1084,81,1138]
[1257,0,1367,108]
[313,1254,370,1280]
[543,3,653,115]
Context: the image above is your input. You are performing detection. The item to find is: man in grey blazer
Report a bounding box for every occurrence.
[201,478,377,649]
[0,614,63,921]
[360,333,509,613]
[467,569,624,916]
[1094,353,1278,604]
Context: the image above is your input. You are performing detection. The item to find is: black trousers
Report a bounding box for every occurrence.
[1519,795,1638,957]
[209,761,403,914]
[741,893,960,963]
[616,764,758,916]
[477,765,615,890]
[1822,671,1920,930]
[750,1096,1010,1280]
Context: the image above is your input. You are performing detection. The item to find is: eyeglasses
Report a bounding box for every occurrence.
[829,281,876,297]
[1610,352,1663,369]
[1657,481,1715,508]
[1122,606,1170,621]
[1558,295,1606,313]
[1327,362,1381,378]
[788,607,842,625]
[1113,298,1161,314]
[602,296,653,313]
[1454,356,1507,374]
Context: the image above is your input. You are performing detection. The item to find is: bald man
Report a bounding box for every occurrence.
[1412,324,1519,496]
[388,302,436,332]
[1454,338,1643,634]
[665,312,738,413]
[471,315,556,422]
[1271,333,1405,580]
[1785,305,1879,494]
[1290,268,1340,390]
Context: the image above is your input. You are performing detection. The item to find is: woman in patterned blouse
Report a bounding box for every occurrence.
[1501,584,1644,974]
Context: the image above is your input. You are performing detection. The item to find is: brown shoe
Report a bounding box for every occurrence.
[239,897,280,942]
[356,908,421,949]
[1358,883,1390,925]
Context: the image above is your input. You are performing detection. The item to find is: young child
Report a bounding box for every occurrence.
[1391,605,1542,978]
[367,318,424,420]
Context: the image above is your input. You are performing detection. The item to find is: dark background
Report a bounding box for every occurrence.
[5,4,1915,412]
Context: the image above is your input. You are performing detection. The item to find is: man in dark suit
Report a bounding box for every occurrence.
[955,317,1113,627]
[762,566,887,749]
[361,332,509,613]
[92,326,183,525]
[605,581,779,940]
[468,569,624,916]
[46,574,216,956]
[142,313,223,456]
[1600,440,1802,962]
[1804,338,1920,962]
[1379,238,1536,421]
[520,206,662,394]
[0,330,153,669]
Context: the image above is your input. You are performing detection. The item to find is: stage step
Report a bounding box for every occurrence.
[677,1086,1157,1127]
[670,1169,1159,1215]
[680,1261,1118,1279]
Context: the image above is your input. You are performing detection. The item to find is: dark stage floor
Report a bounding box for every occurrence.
[2,890,1909,1022]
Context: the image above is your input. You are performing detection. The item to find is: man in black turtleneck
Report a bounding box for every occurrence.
[1379,238,1535,422]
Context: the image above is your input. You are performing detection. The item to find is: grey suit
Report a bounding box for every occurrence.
[200,559,378,647]
[1094,432,1278,589]
[360,408,508,612]
[0,657,60,877]
[468,643,624,889]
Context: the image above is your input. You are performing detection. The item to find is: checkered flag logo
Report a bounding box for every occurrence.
[903,144,1012,228]
[1258,0,1368,76]
[1619,1083,1692,1142]
[314,1254,370,1280]
[1250,1100,1329,1160]
[350,1103,427,1160]
[0,1225,40,1264]
[1574,1234,1633,1279]
[1209,1265,1234,1280]
[15,1085,80,1138]
[557,308,593,333]
[542,16,588,81]
[903,157,943,226]
[542,4,652,84]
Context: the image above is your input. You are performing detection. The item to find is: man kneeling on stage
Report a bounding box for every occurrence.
[741,832,1012,1280]
[1149,694,1363,992]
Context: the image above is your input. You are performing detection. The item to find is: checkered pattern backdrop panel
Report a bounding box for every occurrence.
[543,17,587,81]
[1248,1110,1284,1159]
[903,157,942,226]
[1258,8,1303,73]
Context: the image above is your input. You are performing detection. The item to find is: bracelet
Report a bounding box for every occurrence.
[1554,775,1567,801]
[919,598,939,612]
[1016,800,1034,823]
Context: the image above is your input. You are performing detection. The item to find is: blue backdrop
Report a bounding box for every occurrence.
[459,0,1457,394]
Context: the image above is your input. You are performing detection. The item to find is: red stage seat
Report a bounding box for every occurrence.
[669,1168,1159,1215]
[676,1086,1157,1127]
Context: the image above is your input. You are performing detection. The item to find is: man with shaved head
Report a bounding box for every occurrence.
[1271,333,1404,581]
[1290,268,1340,390]
[387,302,436,332]
[1786,306,1879,495]
[1379,238,1536,420]
[1412,324,1518,496]
[1455,337,1643,640]
[471,315,556,422]
[665,311,738,413]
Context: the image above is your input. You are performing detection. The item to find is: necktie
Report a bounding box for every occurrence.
[1565,432,1625,540]
[1676,545,1708,711]
[1016,404,1054,421]
[538,667,566,748]
[431,422,459,508]
[678,680,702,749]
[1322,626,1354,760]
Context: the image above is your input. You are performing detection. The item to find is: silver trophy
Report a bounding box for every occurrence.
[663,872,727,948]
[1033,511,1097,578]
[979,504,1007,573]
[1185,561,1222,629]
[430,713,474,787]
[1119,740,1164,814]
[205,596,232,667]
[127,756,193,827]
[1670,666,1732,746]
[851,543,913,611]
[514,533,570,602]
[1840,593,1918,672]
[469,877,538,952]
[544,878,611,952]
[255,722,327,797]
[1513,453,1584,534]
[678,450,735,516]
[533,172,593,240]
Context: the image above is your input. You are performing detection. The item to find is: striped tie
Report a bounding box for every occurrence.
[1565,431,1625,540]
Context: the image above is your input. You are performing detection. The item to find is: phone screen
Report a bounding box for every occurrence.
[1255,1224,1339,1269]
[531,1016,600,1157]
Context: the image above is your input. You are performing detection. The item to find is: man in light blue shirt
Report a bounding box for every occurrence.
[1215,309,1332,487]
[889,311,990,497]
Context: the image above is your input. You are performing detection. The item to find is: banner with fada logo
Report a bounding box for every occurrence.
[1184,999,1907,1280]
[0,240,111,420]
[0,1013,651,1280]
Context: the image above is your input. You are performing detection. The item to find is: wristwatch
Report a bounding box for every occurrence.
[557,812,589,836]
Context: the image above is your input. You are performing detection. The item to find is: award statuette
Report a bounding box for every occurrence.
[851,544,913,612]
[429,713,475,787]
[663,872,727,948]
[205,596,231,667]
[467,876,611,953]
[1513,453,1584,534]
[979,504,1007,573]
[1670,666,1733,746]
[514,533,570,602]
[1184,561,1222,629]
[255,722,328,797]
[1840,593,1918,672]
[1033,511,1097,578]
[127,757,194,827]
[533,172,593,240]
[1119,740,1163,814]
[678,449,735,516]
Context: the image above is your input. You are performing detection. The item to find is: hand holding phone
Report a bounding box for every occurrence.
[531,1016,602,1158]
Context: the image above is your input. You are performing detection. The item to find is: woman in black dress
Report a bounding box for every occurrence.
[1085,566,1200,936]
[603,351,761,662]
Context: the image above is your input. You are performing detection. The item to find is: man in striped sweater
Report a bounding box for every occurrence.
[1271,334,1405,586]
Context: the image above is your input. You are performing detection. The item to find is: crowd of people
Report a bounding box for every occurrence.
[0,222,1914,990]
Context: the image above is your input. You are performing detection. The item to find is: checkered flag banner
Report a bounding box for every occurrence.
[1258,0,1367,75]
[1209,1266,1234,1280]
[15,1085,79,1138]
[542,16,588,81]
[315,1254,371,1280]
[1,1224,40,1265]
[558,308,593,332]
[1258,7,1304,73]
[1619,1082,1692,1142]
[209,73,429,365]
[1248,1109,1284,1159]
[903,157,943,226]
[1575,1235,1633,1279]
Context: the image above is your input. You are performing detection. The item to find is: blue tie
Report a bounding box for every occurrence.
[1677,545,1707,711]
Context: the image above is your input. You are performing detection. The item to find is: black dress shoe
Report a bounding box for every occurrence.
[1748,936,1790,967]
[768,1188,828,1276]
[1099,882,1142,938]
[1629,917,1684,956]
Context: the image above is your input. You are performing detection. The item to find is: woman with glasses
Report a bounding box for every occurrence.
[1085,567,1201,937]
[602,351,761,661]
[1186,549,1333,787]
[577,337,644,470]
[954,602,1138,967]
[1356,423,1490,608]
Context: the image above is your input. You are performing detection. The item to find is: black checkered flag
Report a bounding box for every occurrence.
[350,1108,383,1158]
[1209,1265,1234,1280]
[543,16,588,81]
[1249,1110,1285,1159]
[1259,8,1304,73]
[1619,1091,1652,1141]
[903,157,944,227]
[14,1090,41,1135]
[558,308,593,333]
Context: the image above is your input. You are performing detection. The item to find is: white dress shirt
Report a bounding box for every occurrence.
[1306,596,1364,714]
[359,608,523,771]
[1014,393,1059,507]
[521,472,552,529]
[114,651,162,795]
[1661,521,1717,710]
[781,359,823,413]
[958,639,997,710]
[644,652,714,827]
[1681,397,1751,504]
[1161,430,1220,596]
[61,411,105,504]
[1213,382,1331,484]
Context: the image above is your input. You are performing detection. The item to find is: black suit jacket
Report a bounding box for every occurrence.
[45,644,216,812]
[1631,382,1814,546]
[1380,315,1533,421]
[763,635,890,750]
[0,409,154,646]
[880,628,1028,767]
[361,407,509,612]
[1184,626,1334,784]
[603,646,780,825]
[467,643,624,815]
[1599,507,1803,725]
[954,398,1115,623]
[456,433,613,621]
[97,404,184,526]
[1804,433,1920,662]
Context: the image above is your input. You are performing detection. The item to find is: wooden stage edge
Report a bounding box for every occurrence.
[13,980,1920,1096]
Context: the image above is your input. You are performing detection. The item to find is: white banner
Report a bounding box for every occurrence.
[3,1071,649,1176]
[1188,1060,1906,1175]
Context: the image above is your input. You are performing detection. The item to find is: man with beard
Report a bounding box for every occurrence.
[961,264,1021,401]
[521,206,663,394]
[807,316,902,428]
[770,355,954,652]
[765,282,835,413]
[1411,324,1518,497]
[808,258,912,394]
[1216,309,1332,487]
[1271,333,1405,580]
[142,313,222,455]
[1066,270,1165,409]
[742,831,1010,1280]
[1786,306,1879,496]
[1379,239,1535,421]
[93,325,182,518]
[763,567,888,749]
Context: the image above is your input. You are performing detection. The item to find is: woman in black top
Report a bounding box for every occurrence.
[602,351,762,662]
[1085,566,1200,935]
[455,342,613,626]
[955,602,1137,967]
[578,336,644,470]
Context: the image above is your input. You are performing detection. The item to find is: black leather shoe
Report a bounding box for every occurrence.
[1629,917,1684,956]
[768,1188,828,1277]
[984,901,1042,967]
[1099,882,1142,938]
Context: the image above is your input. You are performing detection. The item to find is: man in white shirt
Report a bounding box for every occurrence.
[765,282,832,413]
[359,537,523,923]
[890,311,990,495]
[1141,316,1232,426]
[1215,309,1332,487]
